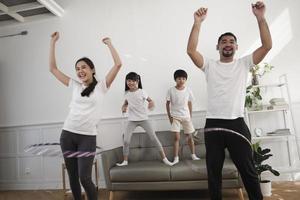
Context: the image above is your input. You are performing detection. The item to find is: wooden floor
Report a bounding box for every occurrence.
[0,181,299,200]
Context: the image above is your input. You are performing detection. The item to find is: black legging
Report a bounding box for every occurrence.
[204,118,263,200]
[60,130,97,200]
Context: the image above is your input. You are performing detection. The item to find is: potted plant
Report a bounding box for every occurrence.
[245,63,274,110]
[252,142,280,196]
[250,63,274,86]
[245,86,263,110]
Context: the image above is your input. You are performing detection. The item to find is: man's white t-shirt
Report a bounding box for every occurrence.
[202,54,253,119]
[125,89,149,121]
[166,86,194,119]
[62,78,108,136]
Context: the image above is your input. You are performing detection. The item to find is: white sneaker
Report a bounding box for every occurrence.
[191,154,200,160]
[172,156,179,165]
[116,160,128,166]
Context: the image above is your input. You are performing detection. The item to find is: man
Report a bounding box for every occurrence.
[187,1,272,200]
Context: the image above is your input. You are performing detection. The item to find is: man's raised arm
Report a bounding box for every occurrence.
[251,1,272,65]
[187,7,208,69]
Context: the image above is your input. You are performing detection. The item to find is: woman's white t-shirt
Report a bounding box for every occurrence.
[62,78,108,136]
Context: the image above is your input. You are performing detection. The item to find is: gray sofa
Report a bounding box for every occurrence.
[101,130,245,200]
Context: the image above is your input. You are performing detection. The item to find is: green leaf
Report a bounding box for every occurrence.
[252,141,280,177]
[260,148,271,155]
[257,94,262,100]
[270,168,280,176]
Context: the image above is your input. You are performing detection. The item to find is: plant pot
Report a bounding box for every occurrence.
[248,98,263,111]
[260,180,272,196]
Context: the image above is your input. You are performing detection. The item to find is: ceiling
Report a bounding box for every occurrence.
[0,0,64,26]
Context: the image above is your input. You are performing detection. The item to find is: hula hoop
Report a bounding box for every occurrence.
[24,143,103,158]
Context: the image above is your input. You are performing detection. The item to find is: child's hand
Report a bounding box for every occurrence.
[121,105,127,113]
[169,117,173,124]
[148,100,155,111]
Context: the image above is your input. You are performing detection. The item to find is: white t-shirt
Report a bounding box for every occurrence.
[202,54,253,119]
[62,78,108,136]
[125,89,149,121]
[166,86,194,119]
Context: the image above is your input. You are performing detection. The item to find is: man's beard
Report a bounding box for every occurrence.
[222,49,234,57]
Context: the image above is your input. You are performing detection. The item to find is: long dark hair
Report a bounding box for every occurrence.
[125,72,142,91]
[75,57,98,97]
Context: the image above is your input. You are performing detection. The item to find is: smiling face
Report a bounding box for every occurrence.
[75,60,95,85]
[217,35,238,61]
[126,79,139,91]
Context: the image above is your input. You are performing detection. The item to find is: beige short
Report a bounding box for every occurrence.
[171,117,195,134]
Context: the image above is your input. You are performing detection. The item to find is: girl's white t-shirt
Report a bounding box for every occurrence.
[125,89,149,121]
[62,78,108,136]
[202,54,253,119]
[166,86,194,119]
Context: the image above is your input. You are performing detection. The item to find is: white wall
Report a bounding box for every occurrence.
[0,0,299,127]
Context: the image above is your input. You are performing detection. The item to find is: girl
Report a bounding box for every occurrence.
[49,32,122,200]
[117,72,173,167]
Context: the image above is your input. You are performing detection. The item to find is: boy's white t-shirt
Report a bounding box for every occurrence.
[166,86,194,119]
[125,89,149,121]
[202,54,253,119]
[62,78,108,136]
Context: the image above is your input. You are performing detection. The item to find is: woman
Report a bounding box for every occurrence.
[49,32,122,200]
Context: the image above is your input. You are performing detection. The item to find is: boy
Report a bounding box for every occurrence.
[166,69,200,165]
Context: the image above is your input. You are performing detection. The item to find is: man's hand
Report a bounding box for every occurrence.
[194,7,208,23]
[251,1,272,65]
[252,1,266,19]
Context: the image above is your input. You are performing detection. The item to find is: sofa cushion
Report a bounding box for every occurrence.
[127,131,231,161]
[181,144,205,159]
[170,159,238,181]
[127,131,175,161]
[110,161,171,182]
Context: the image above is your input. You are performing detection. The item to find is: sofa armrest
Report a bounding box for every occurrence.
[101,146,123,189]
